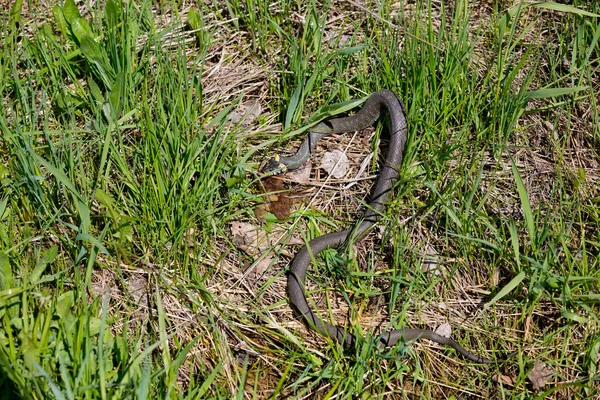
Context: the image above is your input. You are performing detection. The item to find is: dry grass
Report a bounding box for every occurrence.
[1,0,599,398]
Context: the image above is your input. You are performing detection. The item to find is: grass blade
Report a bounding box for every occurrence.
[486,271,526,308]
[510,157,536,250]
[530,2,600,18]
[525,86,588,99]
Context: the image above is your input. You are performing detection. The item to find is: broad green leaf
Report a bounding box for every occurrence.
[78,32,103,59]
[335,44,366,56]
[525,86,588,99]
[226,177,239,188]
[116,223,133,242]
[88,78,104,104]
[52,5,68,38]
[56,291,75,320]
[62,0,82,24]
[104,0,120,30]
[31,246,58,284]
[94,189,115,208]
[187,9,202,31]
[0,254,12,290]
[9,0,23,27]
[109,71,125,120]
[561,309,588,323]
[187,9,210,50]
[77,199,91,235]
[88,316,102,336]
[80,35,114,87]
[0,287,23,300]
[41,246,58,266]
[71,17,94,42]
[95,188,119,222]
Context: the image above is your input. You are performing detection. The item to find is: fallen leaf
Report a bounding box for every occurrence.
[421,246,443,276]
[528,363,553,390]
[327,32,352,48]
[231,222,272,279]
[227,100,261,126]
[128,276,148,305]
[231,222,270,255]
[286,160,312,183]
[254,203,268,223]
[343,153,372,190]
[435,323,452,338]
[286,235,304,246]
[257,177,291,219]
[493,373,515,387]
[230,222,303,279]
[127,276,149,318]
[248,255,273,279]
[320,149,349,178]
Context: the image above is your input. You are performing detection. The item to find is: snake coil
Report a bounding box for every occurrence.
[265,89,513,363]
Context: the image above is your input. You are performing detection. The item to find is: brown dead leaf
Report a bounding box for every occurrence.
[127,275,149,318]
[320,149,349,178]
[493,373,515,387]
[343,153,373,190]
[230,221,303,279]
[257,177,291,219]
[435,323,452,338]
[227,100,261,126]
[286,160,312,183]
[528,363,553,390]
[128,276,148,306]
[421,245,443,276]
[254,203,268,223]
[231,221,270,255]
[286,235,304,246]
[250,256,274,279]
[231,222,273,279]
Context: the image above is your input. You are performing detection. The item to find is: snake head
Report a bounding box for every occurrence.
[262,154,288,175]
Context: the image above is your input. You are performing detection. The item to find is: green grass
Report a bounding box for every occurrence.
[1,0,599,398]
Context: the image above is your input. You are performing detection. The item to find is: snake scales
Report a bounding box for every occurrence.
[264,89,512,363]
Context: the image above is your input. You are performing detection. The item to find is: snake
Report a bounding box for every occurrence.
[264,89,512,363]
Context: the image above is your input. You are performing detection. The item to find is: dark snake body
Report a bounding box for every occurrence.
[265,89,510,363]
